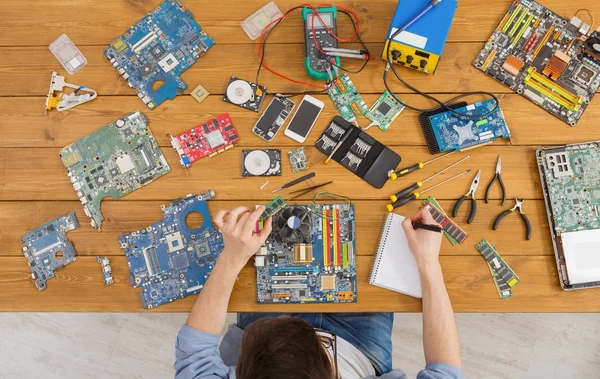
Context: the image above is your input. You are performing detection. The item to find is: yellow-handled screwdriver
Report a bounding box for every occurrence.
[390,155,471,201]
[386,169,472,212]
[389,151,455,180]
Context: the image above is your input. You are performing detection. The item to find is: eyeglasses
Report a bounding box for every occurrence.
[315,328,338,378]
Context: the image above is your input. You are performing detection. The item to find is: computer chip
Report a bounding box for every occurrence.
[190,83,210,104]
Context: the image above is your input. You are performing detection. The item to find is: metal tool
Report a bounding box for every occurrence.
[493,198,532,241]
[485,156,506,205]
[323,47,369,55]
[324,51,373,60]
[386,169,471,211]
[389,151,455,180]
[287,181,333,201]
[271,172,316,193]
[391,154,471,199]
[452,169,481,224]
[325,128,352,164]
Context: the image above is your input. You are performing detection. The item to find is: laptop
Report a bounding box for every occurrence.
[537,141,600,290]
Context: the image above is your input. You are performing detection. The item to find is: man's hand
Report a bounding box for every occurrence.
[402,208,443,268]
[213,205,273,271]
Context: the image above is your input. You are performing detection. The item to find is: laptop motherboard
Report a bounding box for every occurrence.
[105,0,214,109]
[118,191,224,309]
[59,111,170,230]
[537,142,600,290]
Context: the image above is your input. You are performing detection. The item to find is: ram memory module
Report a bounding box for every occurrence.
[422,197,468,245]
[475,239,519,300]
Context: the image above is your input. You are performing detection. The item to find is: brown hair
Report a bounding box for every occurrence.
[236,317,334,379]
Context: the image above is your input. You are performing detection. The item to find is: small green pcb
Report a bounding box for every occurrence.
[366,91,405,131]
[475,239,519,300]
[59,111,170,230]
[327,74,369,124]
[260,195,287,221]
[288,147,309,173]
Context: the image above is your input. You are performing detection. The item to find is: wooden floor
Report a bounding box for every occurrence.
[1,0,600,312]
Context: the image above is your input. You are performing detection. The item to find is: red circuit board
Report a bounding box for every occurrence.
[169,113,240,167]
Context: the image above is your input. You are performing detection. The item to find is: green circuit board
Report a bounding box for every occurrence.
[59,111,171,230]
[327,74,368,124]
[537,142,600,233]
[366,90,405,131]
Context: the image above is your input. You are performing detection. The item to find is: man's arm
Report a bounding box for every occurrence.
[174,206,272,379]
[403,209,462,370]
[186,205,272,334]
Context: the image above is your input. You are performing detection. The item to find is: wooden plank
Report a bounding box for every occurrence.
[0,0,597,45]
[0,145,541,201]
[0,199,551,257]
[2,94,600,148]
[0,43,512,97]
[1,255,599,312]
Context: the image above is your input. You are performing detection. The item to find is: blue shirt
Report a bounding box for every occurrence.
[175,325,465,379]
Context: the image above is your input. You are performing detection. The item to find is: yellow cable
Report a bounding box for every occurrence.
[574,9,595,32]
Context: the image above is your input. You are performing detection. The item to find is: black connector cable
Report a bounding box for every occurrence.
[383,28,500,119]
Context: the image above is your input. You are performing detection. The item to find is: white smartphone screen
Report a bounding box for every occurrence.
[286,100,322,138]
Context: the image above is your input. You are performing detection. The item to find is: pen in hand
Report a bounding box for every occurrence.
[412,222,443,233]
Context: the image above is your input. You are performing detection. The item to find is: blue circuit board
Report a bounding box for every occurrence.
[20,211,80,291]
[118,191,224,309]
[255,203,357,304]
[105,0,214,109]
[428,99,511,152]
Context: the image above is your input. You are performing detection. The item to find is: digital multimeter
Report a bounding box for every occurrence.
[302,6,340,81]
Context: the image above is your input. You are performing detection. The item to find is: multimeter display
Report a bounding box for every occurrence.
[305,13,334,29]
[303,6,340,81]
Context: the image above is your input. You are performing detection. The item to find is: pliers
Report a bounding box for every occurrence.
[452,170,481,224]
[485,156,506,205]
[493,198,531,240]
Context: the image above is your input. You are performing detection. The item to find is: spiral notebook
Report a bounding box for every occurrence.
[369,213,422,298]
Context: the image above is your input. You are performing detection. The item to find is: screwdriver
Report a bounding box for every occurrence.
[389,151,455,180]
[325,128,352,164]
[386,169,472,212]
[391,155,471,200]
[271,172,316,193]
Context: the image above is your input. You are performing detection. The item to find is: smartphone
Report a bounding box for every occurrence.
[284,95,325,143]
[252,96,295,142]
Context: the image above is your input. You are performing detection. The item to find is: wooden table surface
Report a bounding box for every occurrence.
[2,0,600,312]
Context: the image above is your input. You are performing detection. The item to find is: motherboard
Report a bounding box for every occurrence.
[60,112,171,230]
[255,203,357,304]
[20,211,79,291]
[420,99,511,154]
[473,0,600,126]
[105,0,214,109]
[118,191,224,309]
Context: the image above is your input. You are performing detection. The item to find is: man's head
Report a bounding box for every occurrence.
[236,317,335,379]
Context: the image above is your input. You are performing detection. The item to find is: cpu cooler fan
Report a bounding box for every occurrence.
[274,206,312,243]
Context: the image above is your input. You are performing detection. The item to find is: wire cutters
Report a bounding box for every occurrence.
[452,170,481,224]
[493,198,531,240]
[485,156,506,205]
